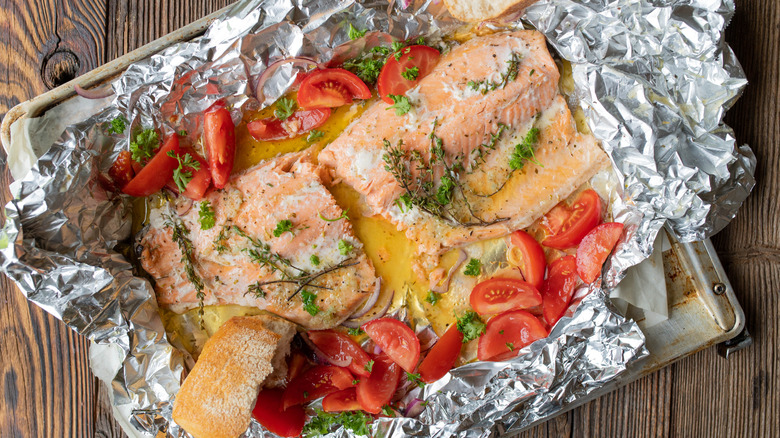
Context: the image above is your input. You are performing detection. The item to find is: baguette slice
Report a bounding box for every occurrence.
[172,314,296,438]
[444,0,539,22]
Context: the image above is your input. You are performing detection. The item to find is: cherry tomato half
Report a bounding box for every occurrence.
[297,68,371,109]
[247,108,331,141]
[541,255,578,327]
[418,324,463,384]
[307,330,372,377]
[377,45,441,104]
[356,354,401,414]
[203,104,236,189]
[362,318,420,373]
[122,135,180,197]
[508,230,547,289]
[469,278,543,316]
[281,365,355,410]
[176,147,212,201]
[109,150,135,189]
[541,189,603,249]
[252,388,305,437]
[576,222,624,283]
[477,310,548,362]
[322,387,363,413]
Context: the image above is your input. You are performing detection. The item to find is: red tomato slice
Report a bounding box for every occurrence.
[287,351,309,383]
[377,45,441,104]
[322,387,362,413]
[418,324,463,384]
[247,108,331,141]
[122,135,180,197]
[356,354,401,414]
[477,310,548,361]
[541,189,603,249]
[576,222,624,283]
[469,278,543,316]
[281,365,355,410]
[297,68,371,109]
[541,255,578,327]
[252,388,305,437]
[109,150,135,189]
[307,330,372,377]
[175,148,212,201]
[361,318,420,373]
[509,230,547,288]
[203,105,236,189]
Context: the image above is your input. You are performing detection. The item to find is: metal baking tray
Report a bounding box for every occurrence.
[0,8,750,435]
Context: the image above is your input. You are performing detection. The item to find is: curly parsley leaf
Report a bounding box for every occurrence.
[301,290,320,316]
[307,129,325,143]
[382,405,395,417]
[274,97,296,121]
[273,219,294,237]
[106,116,127,135]
[387,94,411,116]
[509,127,541,170]
[198,201,216,230]
[130,128,159,162]
[338,239,354,256]
[347,23,367,40]
[167,151,200,192]
[506,342,515,352]
[401,66,419,81]
[435,175,455,205]
[310,254,321,266]
[406,372,425,388]
[425,290,441,306]
[302,410,371,437]
[348,327,364,336]
[456,310,486,343]
[364,359,374,373]
[463,258,481,277]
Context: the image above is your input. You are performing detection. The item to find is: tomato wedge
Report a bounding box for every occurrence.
[281,365,355,410]
[175,148,212,200]
[418,324,463,384]
[287,351,309,383]
[469,278,543,316]
[362,318,420,373]
[541,255,578,327]
[576,222,624,283]
[122,135,180,197]
[297,68,371,109]
[252,388,305,437]
[247,108,331,141]
[108,150,135,189]
[477,310,548,361]
[508,230,547,288]
[307,330,372,377]
[541,189,603,249]
[356,354,401,414]
[377,45,441,104]
[322,387,362,413]
[203,105,236,189]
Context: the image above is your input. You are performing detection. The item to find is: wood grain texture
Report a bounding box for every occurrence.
[0,0,777,437]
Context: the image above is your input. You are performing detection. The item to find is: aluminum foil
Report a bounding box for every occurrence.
[0,0,751,436]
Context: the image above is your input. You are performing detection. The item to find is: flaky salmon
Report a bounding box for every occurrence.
[318,30,610,259]
[140,152,376,329]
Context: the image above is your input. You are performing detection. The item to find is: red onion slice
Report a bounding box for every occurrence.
[430,249,468,293]
[348,278,381,319]
[74,84,114,100]
[254,57,319,103]
[405,398,425,417]
[302,332,352,368]
[340,289,395,328]
[175,198,194,216]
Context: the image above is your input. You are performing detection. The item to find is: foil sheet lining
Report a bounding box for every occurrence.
[0,0,751,436]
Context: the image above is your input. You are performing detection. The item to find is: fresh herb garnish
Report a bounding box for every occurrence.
[167,151,200,192]
[302,410,371,437]
[435,175,455,205]
[307,129,325,143]
[301,290,320,316]
[509,127,541,171]
[395,193,413,212]
[343,52,387,84]
[387,94,412,116]
[406,372,425,388]
[178,129,188,137]
[364,360,374,373]
[506,342,515,351]
[310,254,321,266]
[401,66,419,81]
[318,209,349,222]
[456,310,486,343]
[463,258,481,277]
[352,379,360,385]
[198,201,216,230]
[273,219,295,237]
[130,128,159,162]
[348,327,364,336]
[467,52,522,95]
[468,123,509,174]
[106,116,127,135]
[347,23,367,40]
[274,97,296,121]
[213,225,231,253]
[338,239,354,256]
[166,218,206,325]
[382,405,395,417]
[248,281,266,298]
[424,290,441,306]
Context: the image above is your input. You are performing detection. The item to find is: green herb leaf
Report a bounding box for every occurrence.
[382,405,395,417]
[406,372,425,388]
[343,53,387,84]
[401,66,419,81]
[352,379,360,385]
[463,258,481,277]
[248,281,266,298]
[166,218,206,326]
[509,127,541,171]
[273,219,294,237]
[107,116,127,135]
[167,151,200,192]
[387,94,411,116]
[302,410,372,437]
[198,201,216,230]
[424,290,441,306]
[178,129,188,137]
[506,342,514,351]
[307,129,325,143]
[435,175,455,205]
[338,239,354,256]
[348,327,364,336]
[456,310,486,343]
[274,97,296,121]
[395,193,413,212]
[364,359,374,373]
[130,128,159,162]
[310,254,321,266]
[347,23,367,40]
[466,52,521,95]
[318,208,349,222]
[301,290,320,316]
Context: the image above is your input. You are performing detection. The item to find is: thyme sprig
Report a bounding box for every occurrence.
[165,217,206,326]
[475,124,542,198]
[467,52,522,95]
[468,123,509,174]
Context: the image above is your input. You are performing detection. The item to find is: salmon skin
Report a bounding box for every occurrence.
[139,152,377,329]
[319,30,610,259]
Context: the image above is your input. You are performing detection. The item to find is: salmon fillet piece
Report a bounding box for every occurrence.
[140,152,376,329]
[318,30,610,258]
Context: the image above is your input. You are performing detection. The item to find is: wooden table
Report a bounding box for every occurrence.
[0,1,776,436]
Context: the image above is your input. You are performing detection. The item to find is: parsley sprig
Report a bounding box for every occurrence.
[425,290,441,305]
[401,66,419,80]
[198,201,216,230]
[301,289,320,316]
[302,410,371,437]
[130,128,159,163]
[273,219,295,237]
[106,116,127,135]
[387,94,412,116]
[167,151,200,192]
[463,258,481,277]
[274,97,296,120]
[347,23,367,40]
[456,310,486,343]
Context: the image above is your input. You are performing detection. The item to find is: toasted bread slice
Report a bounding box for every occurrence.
[444,0,539,22]
[172,314,296,438]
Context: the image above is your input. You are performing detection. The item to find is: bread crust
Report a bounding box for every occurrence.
[443,0,539,22]
[172,315,296,438]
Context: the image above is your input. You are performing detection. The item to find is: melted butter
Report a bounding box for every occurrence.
[161,305,265,357]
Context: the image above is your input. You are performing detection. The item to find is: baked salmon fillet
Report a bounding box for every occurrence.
[139,152,376,329]
[318,30,610,258]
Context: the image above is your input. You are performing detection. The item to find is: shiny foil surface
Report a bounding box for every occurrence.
[0,0,750,436]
